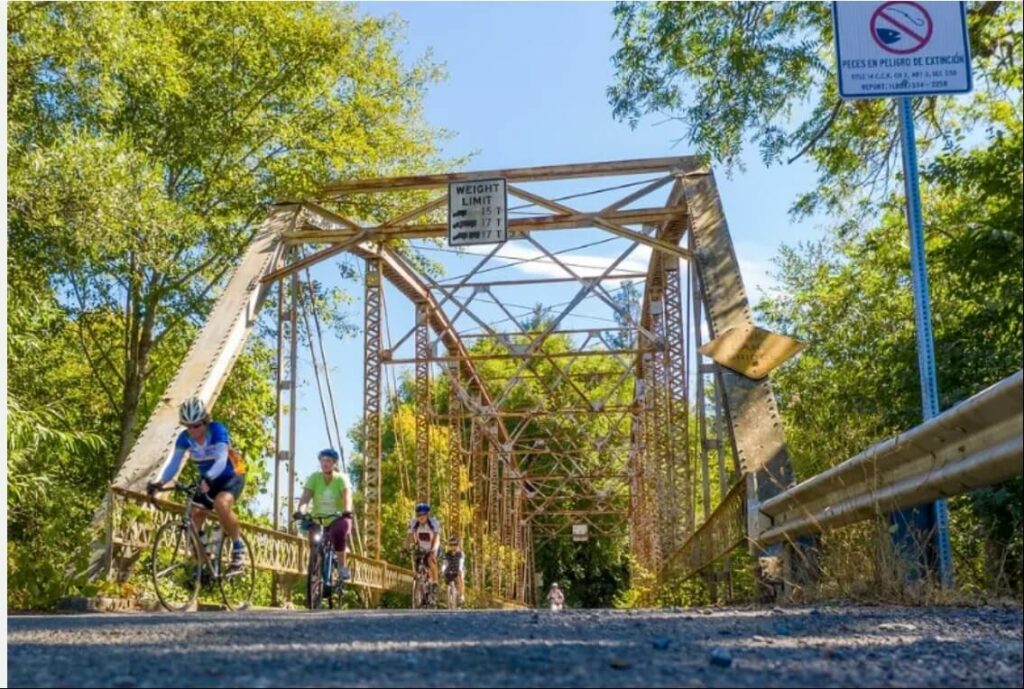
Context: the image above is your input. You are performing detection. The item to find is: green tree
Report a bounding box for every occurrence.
[6,1,447,608]
[609,1,1021,216]
[611,0,1023,596]
[758,121,1023,593]
[7,1,446,466]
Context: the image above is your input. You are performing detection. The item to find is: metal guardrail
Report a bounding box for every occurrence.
[758,371,1024,545]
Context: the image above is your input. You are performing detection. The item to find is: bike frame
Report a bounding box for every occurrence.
[299,513,346,609]
[169,479,216,574]
[150,476,255,612]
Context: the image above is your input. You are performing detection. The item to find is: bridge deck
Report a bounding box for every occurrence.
[8,606,1022,688]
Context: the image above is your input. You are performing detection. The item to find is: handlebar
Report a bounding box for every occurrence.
[146,479,205,508]
[291,512,354,525]
[148,480,199,495]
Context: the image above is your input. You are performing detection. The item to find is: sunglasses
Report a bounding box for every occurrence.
[186,422,205,430]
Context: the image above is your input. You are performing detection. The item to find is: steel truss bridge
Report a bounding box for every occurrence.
[92,157,1024,607]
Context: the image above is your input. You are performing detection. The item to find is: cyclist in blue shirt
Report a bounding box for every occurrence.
[147,396,247,574]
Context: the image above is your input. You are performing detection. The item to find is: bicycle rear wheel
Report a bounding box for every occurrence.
[151,521,202,612]
[307,548,325,610]
[216,533,255,611]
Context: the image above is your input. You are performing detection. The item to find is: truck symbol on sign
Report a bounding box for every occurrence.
[452,209,469,218]
[452,231,481,242]
[452,219,477,229]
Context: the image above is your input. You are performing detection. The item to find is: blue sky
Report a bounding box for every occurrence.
[254,2,831,518]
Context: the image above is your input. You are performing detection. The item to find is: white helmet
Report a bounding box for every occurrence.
[178,396,208,425]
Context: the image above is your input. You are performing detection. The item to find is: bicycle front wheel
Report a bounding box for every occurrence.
[447,581,457,610]
[307,548,325,610]
[217,533,255,611]
[151,521,202,612]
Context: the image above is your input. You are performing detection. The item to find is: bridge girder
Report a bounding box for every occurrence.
[100,157,796,606]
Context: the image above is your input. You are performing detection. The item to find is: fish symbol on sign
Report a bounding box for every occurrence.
[876,27,902,45]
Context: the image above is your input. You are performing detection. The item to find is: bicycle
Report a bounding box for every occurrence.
[443,556,462,610]
[408,547,437,609]
[293,512,349,611]
[148,478,255,612]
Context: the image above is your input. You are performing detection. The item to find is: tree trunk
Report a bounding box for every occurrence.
[114,286,158,469]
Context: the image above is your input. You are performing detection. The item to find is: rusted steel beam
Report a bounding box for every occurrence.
[526,510,630,517]
[260,231,368,284]
[296,205,496,422]
[282,207,690,243]
[508,186,693,262]
[508,473,629,481]
[386,348,642,365]
[415,305,431,504]
[433,274,649,290]
[664,261,693,543]
[431,407,634,419]
[363,258,383,558]
[320,156,702,195]
[456,326,635,338]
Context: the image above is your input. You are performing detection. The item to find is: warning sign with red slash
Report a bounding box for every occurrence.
[870,2,934,55]
[833,1,971,99]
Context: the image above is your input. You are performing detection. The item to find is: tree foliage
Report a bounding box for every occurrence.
[6,2,446,609]
[612,0,1022,597]
[350,331,636,607]
[609,1,1022,216]
[758,106,1023,595]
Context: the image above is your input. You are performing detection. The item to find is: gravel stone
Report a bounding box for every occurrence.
[6,606,1022,687]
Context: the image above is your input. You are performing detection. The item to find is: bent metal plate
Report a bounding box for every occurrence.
[449,178,508,246]
[699,325,805,380]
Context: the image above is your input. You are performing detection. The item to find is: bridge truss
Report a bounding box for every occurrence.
[102,157,803,605]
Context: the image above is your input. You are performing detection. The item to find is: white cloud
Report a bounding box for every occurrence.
[460,241,649,281]
[454,238,784,307]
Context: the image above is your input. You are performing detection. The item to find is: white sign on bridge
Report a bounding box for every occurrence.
[833,1,972,99]
[448,178,507,246]
[572,524,589,542]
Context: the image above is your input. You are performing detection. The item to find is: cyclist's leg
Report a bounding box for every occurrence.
[191,486,214,533]
[210,475,246,568]
[190,504,208,533]
[326,516,352,578]
[209,475,245,538]
[428,549,439,586]
[211,489,241,543]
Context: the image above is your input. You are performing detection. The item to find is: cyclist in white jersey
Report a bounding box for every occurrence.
[404,502,441,592]
[147,397,247,573]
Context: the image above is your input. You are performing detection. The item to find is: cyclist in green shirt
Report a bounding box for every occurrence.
[294,448,353,581]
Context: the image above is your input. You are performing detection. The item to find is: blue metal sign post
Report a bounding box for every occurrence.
[894,95,953,587]
[832,1,971,587]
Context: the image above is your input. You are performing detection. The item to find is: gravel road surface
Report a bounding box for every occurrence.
[7,606,1023,687]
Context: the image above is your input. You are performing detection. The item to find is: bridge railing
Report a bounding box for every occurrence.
[658,479,746,583]
[757,370,1023,546]
[105,487,521,607]
[106,486,415,592]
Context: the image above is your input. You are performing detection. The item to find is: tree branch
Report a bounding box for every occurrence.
[787,99,843,165]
